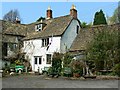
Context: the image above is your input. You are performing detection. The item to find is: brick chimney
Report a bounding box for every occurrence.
[46,6,52,19]
[70,5,77,19]
[15,17,21,24]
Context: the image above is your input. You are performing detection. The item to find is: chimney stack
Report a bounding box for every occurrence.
[46,6,52,19]
[70,5,77,19]
[15,17,21,24]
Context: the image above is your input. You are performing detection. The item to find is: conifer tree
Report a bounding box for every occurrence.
[93,9,107,25]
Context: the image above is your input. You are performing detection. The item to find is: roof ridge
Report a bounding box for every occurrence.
[53,15,71,19]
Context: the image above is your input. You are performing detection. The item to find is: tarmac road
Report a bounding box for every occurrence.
[2,75,119,88]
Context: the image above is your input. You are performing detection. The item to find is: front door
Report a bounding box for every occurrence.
[34,56,42,72]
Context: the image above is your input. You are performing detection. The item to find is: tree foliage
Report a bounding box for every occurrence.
[63,52,73,67]
[107,6,120,24]
[37,17,45,22]
[51,52,63,74]
[86,29,119,71]
[113,63,120,76]
[81,22,92,28]
[3,9,20,23]
[93,9,107,25]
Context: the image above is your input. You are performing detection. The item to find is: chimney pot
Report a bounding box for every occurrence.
[15,17,21,24]
[46,6,52,19]
[70,5,77,19]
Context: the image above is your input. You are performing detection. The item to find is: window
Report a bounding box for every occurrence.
[2,43,7,56]
[39,57,42,64]
[42,38,49,47]
[46,54,51,64]
[9,43,17,51]
[34,57,37,64]
[35,24,42,31]
[34,57,42,64]
[76,25,79,34]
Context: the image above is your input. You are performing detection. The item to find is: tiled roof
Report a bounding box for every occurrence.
[70,23,120,51]
[23,15,77,40]
[1,20,28,36]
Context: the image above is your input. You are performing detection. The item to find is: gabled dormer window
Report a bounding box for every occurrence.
[35,24,42,31]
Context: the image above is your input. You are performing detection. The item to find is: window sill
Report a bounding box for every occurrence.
[41,46,48,47]
[46,63,51,64]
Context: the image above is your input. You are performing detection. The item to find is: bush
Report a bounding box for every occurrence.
[70,60,85,76]
[63,53,73,67]
[113,63,120,77]
[62,67,73,77]
[49,52,62,77]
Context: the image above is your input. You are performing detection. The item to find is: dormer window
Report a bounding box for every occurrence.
[35,24,42,31]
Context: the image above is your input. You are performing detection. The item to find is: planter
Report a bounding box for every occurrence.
[73,73,80,78]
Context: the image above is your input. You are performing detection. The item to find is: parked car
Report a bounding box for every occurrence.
[15,65,25,73]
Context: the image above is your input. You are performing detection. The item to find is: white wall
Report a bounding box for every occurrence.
[60,19,80,53]
[23,19,80,72]
[23,37,61,73]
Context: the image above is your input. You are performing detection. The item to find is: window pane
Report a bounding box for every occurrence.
[34,57,37,64]
[35,24,42,31]
[39,57,42,64]
[47,38,49,45]
[45,39,47,46]
[46,54,51,64]
[42,38,49,47]
[42,39,44,47]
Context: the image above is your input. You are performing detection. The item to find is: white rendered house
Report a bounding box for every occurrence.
[23,5,81,73]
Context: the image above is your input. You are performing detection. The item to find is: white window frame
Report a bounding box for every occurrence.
[35,24,42,31]
[42,38,49,47]
[46,54,52,64]
[34,56,42,65]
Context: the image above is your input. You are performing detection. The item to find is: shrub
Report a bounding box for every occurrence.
[113,63,120,77]
[63,53,73,67]
[51,52,63,76]
[70,60,85,76]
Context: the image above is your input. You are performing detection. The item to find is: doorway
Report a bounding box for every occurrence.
[34,56,42,72]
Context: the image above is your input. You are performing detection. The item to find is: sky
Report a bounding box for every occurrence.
[1,2,118,24]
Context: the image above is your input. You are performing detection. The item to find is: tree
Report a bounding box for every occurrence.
[81,22,92,28]
[93,9,107,25]
[86,29,118,71]
[3,9,20,23]
[81,22,87,28]
[107,6,120,24]
[37,17,45,22]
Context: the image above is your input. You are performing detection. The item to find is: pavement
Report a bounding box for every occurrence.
[2,75,119,88]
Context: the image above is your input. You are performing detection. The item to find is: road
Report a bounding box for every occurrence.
[2,75,119,88]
